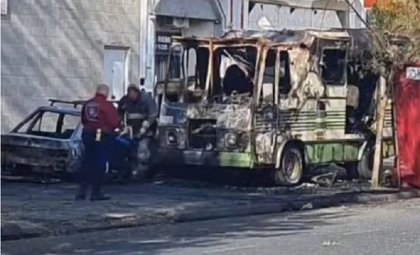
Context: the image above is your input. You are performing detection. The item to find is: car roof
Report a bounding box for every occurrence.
[37,106,81,116]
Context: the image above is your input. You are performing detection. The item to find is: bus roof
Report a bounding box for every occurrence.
[172,29,353,47]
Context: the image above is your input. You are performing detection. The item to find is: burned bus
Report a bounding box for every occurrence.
[155,29,395,186]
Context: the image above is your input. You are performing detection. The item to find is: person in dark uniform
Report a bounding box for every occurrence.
[117,84,158,179]
[76,84,120,201]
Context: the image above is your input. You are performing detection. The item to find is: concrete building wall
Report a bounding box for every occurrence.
[216,0,366,31]
[182,20,216,37]
[140,0,221,91]
[247,2,366,30]
[1,0,141,132]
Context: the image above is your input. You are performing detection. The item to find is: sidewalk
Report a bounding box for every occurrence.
[2,179,420,241]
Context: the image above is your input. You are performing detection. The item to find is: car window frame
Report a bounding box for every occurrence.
[12,108,82,140]
[29,111,61,134]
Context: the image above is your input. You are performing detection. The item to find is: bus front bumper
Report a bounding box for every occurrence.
[157,148,253,168]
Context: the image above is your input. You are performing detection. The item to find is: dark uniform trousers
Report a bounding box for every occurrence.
[79,130,113,194]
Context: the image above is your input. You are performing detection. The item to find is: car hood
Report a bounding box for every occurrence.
[1,133,72,150]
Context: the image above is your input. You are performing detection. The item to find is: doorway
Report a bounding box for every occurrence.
[103,47,129,100]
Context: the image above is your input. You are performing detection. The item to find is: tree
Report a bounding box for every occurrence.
[369,0,420,66]
[366,0,420,188]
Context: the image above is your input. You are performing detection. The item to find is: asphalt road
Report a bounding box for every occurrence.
[2,198,420,255]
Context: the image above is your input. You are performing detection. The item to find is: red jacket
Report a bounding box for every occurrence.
[81,93,120,133]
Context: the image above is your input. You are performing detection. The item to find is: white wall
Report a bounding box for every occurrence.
[1,0,141,132]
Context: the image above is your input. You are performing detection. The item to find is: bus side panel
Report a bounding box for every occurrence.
[305,142,360,164]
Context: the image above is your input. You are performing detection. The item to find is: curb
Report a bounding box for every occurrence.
[3,189,420,241]
[174,189,420,223]
[1,221,46,241]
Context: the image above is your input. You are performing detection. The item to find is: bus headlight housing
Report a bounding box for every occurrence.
[225,133,238,147]
[166,130,179,145]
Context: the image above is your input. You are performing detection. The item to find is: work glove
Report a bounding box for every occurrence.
[139,120,150,135]
[142,120,151,129]
[119,126,133,138]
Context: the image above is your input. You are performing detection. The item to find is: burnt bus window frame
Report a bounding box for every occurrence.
[260,48,277,105]
[182,46,210,103]
[156,54,181,82]
[278,50,292,96]
[321,47,347,86]
[182,46,210,91]
[260,48,292,105]
[211,45,258,102]
[162,44,184,103]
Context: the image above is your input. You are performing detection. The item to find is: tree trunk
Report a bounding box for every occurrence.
[371,75,388,188]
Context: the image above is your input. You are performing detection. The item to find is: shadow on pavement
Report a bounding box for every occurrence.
[1,207,354,255]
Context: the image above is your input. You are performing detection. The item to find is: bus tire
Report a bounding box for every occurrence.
[343,162,359,180]
[273,144,304,186]
[357,143,374,179]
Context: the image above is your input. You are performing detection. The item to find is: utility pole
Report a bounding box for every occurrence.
[371,75,388,188]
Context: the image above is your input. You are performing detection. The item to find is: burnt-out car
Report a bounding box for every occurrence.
[1,100,83,177]
[2,99,156,180]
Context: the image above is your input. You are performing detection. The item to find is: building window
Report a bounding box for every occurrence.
[1,0,8,15]
[155,32,181,82]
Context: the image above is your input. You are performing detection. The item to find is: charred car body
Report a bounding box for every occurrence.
[1,100,83,177]
[1,99,155,180]
[156,29,395,186]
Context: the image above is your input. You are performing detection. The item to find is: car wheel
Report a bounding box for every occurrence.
[273,144,304,186]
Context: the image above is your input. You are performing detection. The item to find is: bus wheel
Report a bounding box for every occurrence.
[274,144,304,186]
[357,143,374,180]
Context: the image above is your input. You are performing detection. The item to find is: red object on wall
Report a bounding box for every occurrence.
[364,0,391,8]
[365,0,377,8]
[394,62,420,188]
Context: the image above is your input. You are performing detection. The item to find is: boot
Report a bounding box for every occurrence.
[75,185,87,200]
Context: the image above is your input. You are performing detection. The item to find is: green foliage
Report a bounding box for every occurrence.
[368,0,420,71]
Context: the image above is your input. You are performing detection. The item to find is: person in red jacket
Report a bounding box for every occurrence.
[76,84,120,201]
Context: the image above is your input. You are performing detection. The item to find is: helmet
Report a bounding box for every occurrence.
[127,84,140,92]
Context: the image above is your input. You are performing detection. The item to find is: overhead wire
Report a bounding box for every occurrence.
[343,0,388,51]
